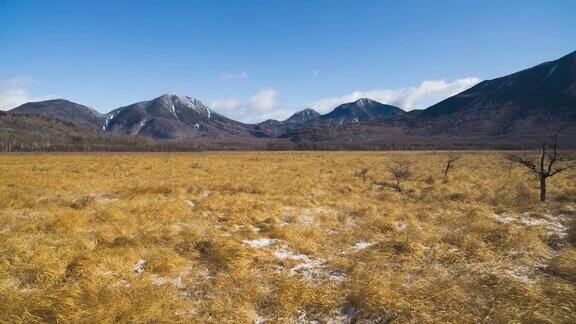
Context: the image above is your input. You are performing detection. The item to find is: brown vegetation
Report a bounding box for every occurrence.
[0,152,575,322]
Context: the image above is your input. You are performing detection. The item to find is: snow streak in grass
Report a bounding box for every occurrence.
[243,238,275,248]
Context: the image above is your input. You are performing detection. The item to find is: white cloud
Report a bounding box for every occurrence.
[0,77,52,110]
[308,77,480,113]
[211,89,294,123]
[249,88,276,110]
[219,72,248,80]
[211,77,480,123]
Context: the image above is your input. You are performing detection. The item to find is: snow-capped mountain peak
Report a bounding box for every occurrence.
[284,108,321,124]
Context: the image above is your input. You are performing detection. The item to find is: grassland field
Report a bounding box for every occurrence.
[0,152,575,323]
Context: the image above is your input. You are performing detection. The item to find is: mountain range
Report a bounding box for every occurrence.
[4,50,576,150]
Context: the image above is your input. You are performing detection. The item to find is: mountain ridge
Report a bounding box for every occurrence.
[10,99,106,129]
[6,50,576,145]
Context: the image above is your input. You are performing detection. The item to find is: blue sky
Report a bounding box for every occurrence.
[0,0,575,122]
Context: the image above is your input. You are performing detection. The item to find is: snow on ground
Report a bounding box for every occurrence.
[493,214,516,224]
[131,259,192,296]
[254,315,268,324]
[288,257,329,281]
[99,196,119,204]
[395,221,408,231]
[274,246,309,261]
[492,211,573,284]
[281,206,336,228]
[352,241,374,250]
[290,308,355,324]
[133,259,146,274]
[184,199,195,207]
[151,275,186,289]
[242,237,346,283]
[184,190,211,206]
[243,238,276,248]
[493,212,569,238]
[108,278,131,289]
[503,267,536,284]
[273,245,345,283]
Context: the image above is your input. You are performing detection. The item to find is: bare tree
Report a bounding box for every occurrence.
[382,159,412,192]
[505,128,575,202]
[443,154,459,182]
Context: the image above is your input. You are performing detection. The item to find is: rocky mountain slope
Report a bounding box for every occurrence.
[284,108,321,124]
[103,94,255,139]
[6,50,575,147]
[316,98,405,125]
[10,99,105,129]
[401,50,576,136]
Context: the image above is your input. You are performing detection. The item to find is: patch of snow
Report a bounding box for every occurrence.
[108,278,131,289]
[194,123,200,130]
[99,197,119,204]
[273,245,345,283]
[254,315,268,324]
[494,214,516,224]
[133,259,146,274]
[548,64,558,77]
[151,275,186,289]
[169,104,181,121]
[282,206,335,228]
[274,246,309,261]
[395,221,408,231]
[519,216,567,237]
[493,212,568,238]
[326,306,356,324]
[290,258,327,281]
[184,199,195,207]
[503,267,536,284]
[353,241,374,250]
[299,213,316,227]
[243,238,275,248]
[294,309,354,324]
[103,111,117,131]
[356,98,369,107]
[206,107,212,119]
[135,118,148,132]
[327,271,347,282]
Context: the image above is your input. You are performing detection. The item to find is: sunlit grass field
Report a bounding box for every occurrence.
[1,152,575,323]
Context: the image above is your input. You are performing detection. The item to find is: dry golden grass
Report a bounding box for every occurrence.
[0,152,575,323]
